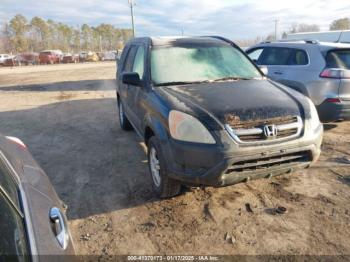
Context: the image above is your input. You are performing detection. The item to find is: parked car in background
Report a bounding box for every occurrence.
[101,51,117,61]
[116,36,323,198]
[3,55,21,67]
[39,50,61,64]
[62,53,79,63]
[85,51,99,62]
[79,52,88,62]
[0,54,12,65]
[0,134,75,258]
[18,52,39,65]
[246,40,350,122]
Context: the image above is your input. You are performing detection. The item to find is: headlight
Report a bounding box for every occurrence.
[307,98,320,130]
[168,110,216,144]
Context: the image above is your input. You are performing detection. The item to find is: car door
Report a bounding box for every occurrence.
[127,44,146,130]
[118,45,138,123]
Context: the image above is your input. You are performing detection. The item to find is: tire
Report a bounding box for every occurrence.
[148,136,181,198]
[117,100,133,131]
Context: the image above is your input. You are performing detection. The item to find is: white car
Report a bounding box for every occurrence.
[0,54,11,65]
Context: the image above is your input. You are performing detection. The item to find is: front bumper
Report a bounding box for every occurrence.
[161,123,323,187]
[317,100,350,122]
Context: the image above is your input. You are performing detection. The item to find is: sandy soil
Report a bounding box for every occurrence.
[0,63,349,257]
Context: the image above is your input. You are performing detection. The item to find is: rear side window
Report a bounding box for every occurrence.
[326,49,350,69]
[258,47,308,66]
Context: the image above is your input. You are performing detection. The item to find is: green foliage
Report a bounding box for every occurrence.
[330,18,350,31]
[0,14,133,53]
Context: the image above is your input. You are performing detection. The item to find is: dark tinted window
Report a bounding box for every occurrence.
[259,47,308,65]
[123,46,137,72]
[0,161,20,208]
[326,49,350,69]
[0,192,29,259]
[289,49,309,65]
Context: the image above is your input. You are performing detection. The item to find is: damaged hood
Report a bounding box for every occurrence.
[155,79,306,129]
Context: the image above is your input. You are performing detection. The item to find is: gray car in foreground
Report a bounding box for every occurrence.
[0,135,75,260]
[246,40,350,122]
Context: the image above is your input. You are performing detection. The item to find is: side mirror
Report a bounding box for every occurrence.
[122,72,141,86]
[259,66,268,76]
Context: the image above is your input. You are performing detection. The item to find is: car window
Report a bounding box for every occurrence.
[0,192,29,259]
[0,160,20,208]
[258,47,308,66]
[289,49,309,65]
[123,46,137,72]
[326,49,350,69]
[132,46,145,79]
[247,48,264,62]
[259,47,293,65]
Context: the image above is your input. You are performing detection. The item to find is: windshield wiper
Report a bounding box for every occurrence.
[155,80,210,87]
[213,76,254,82]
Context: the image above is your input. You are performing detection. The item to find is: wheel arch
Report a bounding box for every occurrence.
[143,114,169,145]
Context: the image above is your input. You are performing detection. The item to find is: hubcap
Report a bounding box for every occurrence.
[149,147,161,187]
[118,102,124,125]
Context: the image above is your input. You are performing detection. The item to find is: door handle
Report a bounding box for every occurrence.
[273,71,283,75]
[49,207,69,249]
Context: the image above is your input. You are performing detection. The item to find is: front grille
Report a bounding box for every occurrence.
[225,151,311,174]
[225,115,302,144]
[229,115,297,129]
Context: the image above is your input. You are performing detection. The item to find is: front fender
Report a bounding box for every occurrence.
[143,113,169,143]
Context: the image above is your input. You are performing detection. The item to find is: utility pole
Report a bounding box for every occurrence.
[128,0,135,37]
[181,27,184,36]
[274,19,279,41]
[99,35,102,52]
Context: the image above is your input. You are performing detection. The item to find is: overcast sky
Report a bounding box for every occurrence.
[1,0,350,39]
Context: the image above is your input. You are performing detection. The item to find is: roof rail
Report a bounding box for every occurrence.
[259,39,319,44]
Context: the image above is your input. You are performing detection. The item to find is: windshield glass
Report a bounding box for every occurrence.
[151,43,262,85]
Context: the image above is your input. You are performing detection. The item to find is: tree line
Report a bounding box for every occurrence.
[0,14,133,54]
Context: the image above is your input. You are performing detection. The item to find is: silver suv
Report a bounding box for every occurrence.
[246,41,350,122]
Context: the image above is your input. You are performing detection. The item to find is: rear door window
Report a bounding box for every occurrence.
[289,49,309,65]
[326,49,350,69]
[258,47,308,66]
[259,47,293,65]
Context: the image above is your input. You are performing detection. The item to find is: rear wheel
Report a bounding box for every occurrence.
[117,100,132,131]
[148,136,181,198]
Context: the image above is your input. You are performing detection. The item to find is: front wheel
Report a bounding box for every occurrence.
[148,136,181,198]
[117,100,132,131]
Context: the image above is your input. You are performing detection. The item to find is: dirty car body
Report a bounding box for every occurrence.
[0,135,75,260]
[116,36,323,197]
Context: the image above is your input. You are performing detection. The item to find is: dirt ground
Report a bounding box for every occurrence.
[0,63,349,257]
